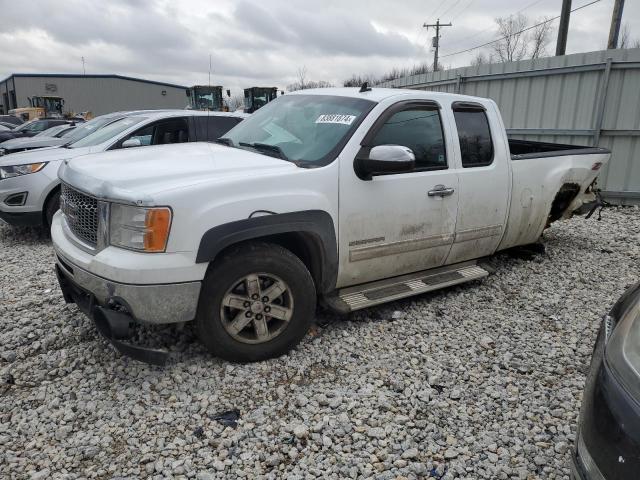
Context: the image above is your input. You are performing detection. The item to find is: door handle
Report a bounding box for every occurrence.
[427,185,455,197]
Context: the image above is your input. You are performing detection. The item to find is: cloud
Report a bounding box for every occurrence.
[0,0,637,93]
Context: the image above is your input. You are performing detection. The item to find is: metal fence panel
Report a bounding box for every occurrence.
[378,48,640,204]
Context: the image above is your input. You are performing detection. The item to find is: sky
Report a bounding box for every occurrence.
[0,0,638,95]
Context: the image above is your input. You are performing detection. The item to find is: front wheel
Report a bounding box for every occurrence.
[44,190,61,229]
[196,242,316,362]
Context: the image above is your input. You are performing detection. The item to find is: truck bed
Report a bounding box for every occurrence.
[508,139,610,160]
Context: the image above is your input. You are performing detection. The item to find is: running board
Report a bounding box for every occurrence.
[337,261,490,312]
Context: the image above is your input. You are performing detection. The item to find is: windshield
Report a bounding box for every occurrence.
[35,125,69,137]
[60,127,78,138]
[62,115,124,144]
[16,120,39,132]
[223,94,375,165]
[191,87,222,110]
[68,116,147,148]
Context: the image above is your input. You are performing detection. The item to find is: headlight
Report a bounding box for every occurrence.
[605,285,640,399]
[0,148,6,156]
[109,204,172,253]
[0,162,47,179]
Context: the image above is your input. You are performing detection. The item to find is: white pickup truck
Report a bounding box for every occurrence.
[51,87,610,364]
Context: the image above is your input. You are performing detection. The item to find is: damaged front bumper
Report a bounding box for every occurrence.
[54,252,201,365]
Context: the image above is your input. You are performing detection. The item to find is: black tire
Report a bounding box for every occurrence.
[196,242,316,362]
[44,190,61,229]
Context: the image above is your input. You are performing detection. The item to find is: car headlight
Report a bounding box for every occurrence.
[109,203,172,253]
[0,148,6,156]
[0,162,47,179]
[605,284,640,399]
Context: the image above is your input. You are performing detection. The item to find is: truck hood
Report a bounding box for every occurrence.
[0,136,67,150]
[59,142,298,204]
[0,144,92,166]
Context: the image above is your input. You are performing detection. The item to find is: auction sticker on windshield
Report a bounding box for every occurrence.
[315,114,356,125]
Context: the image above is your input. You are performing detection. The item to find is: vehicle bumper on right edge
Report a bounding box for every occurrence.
[572,290,640,480]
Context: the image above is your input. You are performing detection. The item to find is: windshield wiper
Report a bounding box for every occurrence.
[238,142,289,161]
[215,137,233,146]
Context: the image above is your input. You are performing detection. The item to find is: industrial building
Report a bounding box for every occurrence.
[0,73,189,117]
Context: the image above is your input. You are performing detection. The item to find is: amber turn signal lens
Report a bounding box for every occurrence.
[29,163,47,173]
[143,208,172,252]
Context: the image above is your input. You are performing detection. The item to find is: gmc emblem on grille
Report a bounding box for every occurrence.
[61,196,79,222]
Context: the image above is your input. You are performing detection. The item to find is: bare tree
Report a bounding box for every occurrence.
[287,67,333,91]
[529,17,553,59]
[618,23,640,49]
[228,94,244,111]
[296,66,307,90]
[471,52,493,66]
[619,23,630,48]
[343,74,378,87]
[492,14,529,62]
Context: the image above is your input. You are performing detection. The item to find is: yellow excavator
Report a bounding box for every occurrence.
[186,86,231,111]
[9,96,65,121]
[243,87,278,113]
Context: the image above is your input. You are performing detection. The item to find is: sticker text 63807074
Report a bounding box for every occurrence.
[315,114,356,125]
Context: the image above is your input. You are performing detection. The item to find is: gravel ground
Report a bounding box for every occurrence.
[1,207,639,480]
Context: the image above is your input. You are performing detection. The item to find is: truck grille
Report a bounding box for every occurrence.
[60,183,99,246]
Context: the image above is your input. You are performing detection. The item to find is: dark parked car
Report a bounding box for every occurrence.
[0,121,19,130]
[0,118,74,143]
[0,115,23,126]
[572,281,640,480]
[0,124,77,155]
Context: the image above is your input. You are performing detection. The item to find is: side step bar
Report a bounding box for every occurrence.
[336,260,490,312]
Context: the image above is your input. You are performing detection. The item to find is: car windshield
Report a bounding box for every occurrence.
[61,115,124,144]
[15,120,40,132]
[60,127,79,137]
[222,94,375,166]
[35,125,69,137]
[68,116,147,148]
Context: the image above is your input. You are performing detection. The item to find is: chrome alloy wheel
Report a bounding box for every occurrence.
[220,273,294,344]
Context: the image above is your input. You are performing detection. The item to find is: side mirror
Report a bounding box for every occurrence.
[122,138,142,148]
[354,145,415,180]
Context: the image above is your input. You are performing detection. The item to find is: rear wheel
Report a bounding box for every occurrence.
[196,242,316,362]
[44,190,61,229]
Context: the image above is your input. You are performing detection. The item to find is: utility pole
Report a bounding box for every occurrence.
[423,19,452,71]
[607,0,625,49]
[555,0,572,56]
[81,56,86,75]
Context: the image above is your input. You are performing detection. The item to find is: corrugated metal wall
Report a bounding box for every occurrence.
[378,48,640,204]
[1,75,187,117]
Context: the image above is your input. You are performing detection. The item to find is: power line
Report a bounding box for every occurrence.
[444,0,550,50]
[450,0,478,23]
[425,0,450,25]
[439,0,465,19]
[439,0,601,59]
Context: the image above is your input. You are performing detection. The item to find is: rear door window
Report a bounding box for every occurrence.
[194,116,243,141]
[452,105,494,167]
